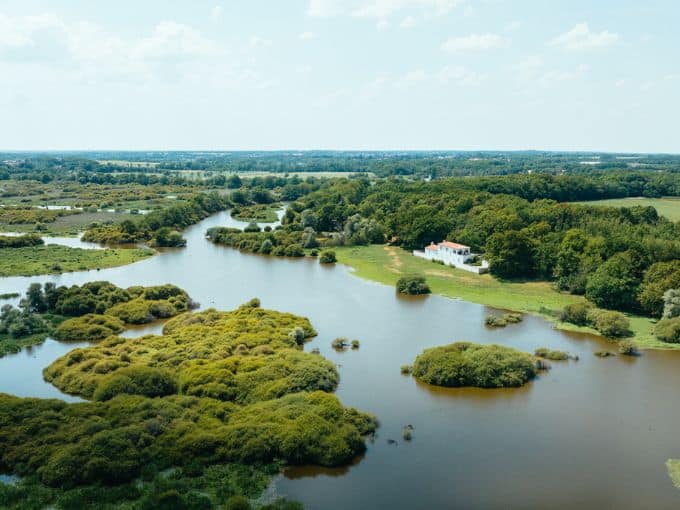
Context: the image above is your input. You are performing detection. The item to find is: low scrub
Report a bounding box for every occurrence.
[655,316,680,344]
[319,250,337,264]
[54,313,125,342]
[534,347,569,361]
[1,302,376,497]
[396,274,431,295]
[559,303,631,338]
[411,342,538,388]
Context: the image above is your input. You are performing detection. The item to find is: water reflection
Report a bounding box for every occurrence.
[0,210,679,508]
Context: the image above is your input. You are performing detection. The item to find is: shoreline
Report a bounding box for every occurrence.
[332,244,667,350]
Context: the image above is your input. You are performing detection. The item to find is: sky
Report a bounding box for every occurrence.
[0,0,678,152]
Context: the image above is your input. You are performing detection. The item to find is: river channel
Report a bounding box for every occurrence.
[1,210,679,509]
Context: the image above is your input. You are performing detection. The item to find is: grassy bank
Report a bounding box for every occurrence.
[231,204,280,223]
[333,245,664,349]
[0,245,154,276]
[574,197,680,222]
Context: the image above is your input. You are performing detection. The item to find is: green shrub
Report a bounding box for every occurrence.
[54,314,125,342]
[594,350,615,358]
[534,348,569,361]
[331,337,349,350]
[93,366,178,401]
[400,365,412,375]
[559,302,592,326]
[284,244,304,257]
[412,342,537,388]
[396,274,431,295]
[351,340,360,349]
[485,315,507,328]
[655,316,680,343]
[618,340,638,355]
[502,313,522,324]
[319,250,337,264]
[225,495,252,510]
[588,310,631,338]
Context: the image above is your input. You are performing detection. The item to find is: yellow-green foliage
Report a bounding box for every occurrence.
[412,342,538,388]
[44,304,324,401]
[667,459,680,489]
[0,206,80,225]
[0,391,375,488]
[53,314,125,342]
[1,303,375,491]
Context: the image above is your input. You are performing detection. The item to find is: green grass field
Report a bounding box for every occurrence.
[0,245,154,276]
[0,211,139,236]
[333,245,664,349]
[575,197,680,222]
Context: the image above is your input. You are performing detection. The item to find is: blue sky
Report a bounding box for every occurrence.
[0,0,678,152]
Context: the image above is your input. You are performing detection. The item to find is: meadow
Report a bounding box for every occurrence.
[0,245,153,276]
[574,197,680,222]
[333,245,663,349]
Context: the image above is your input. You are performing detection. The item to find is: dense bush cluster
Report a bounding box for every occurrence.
[485,313,522,328]
[0,462,301,510]
[44,303,328,400]
[559,303,631,338]
[206,228,307,257]
[0,234,43,248]
[0,304,49,340]
[1,282,195,357]
[23,281,194,325]
[396,274,431,295]
[0,302,376,497]
[319,250,337,264]
[411,342,539,388]
[53,314,125,342]
[534,348,569,361]
[82,193,227,245]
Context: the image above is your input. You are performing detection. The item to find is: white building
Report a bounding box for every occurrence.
[413,240,489,274]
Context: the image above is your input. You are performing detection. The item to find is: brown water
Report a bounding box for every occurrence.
[1,211,680,509]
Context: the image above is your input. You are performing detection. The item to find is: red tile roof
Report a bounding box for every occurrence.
[440,241,470,250]
[425,243,438,251]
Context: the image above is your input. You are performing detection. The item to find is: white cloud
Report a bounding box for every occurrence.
[441,33,507,52]
[249,36,273,48]
[307,0,344,17]
[550,23,619,51]
[299,31,316,40]
[0,12,223,85]
[400,15,417,28]
[394,65,482,88]
[517,55,543,72]
[437,65,483,85]
[135,21,219,60]
[307,0,462,21]
[210,5,223,21]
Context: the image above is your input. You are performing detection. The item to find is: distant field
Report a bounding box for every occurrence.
[0,245,153,276]
[0,211,138,236]
[575,197,680,221]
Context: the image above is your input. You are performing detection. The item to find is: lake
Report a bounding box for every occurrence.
[1,211,679,509]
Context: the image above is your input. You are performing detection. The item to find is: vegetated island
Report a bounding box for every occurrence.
[409,342,541,389]
[0,300,376,509]
[231,203,281,223]
[0,281,195,356]
[0,245,153,277]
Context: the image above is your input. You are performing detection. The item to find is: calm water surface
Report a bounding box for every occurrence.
[1,211,679,509]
